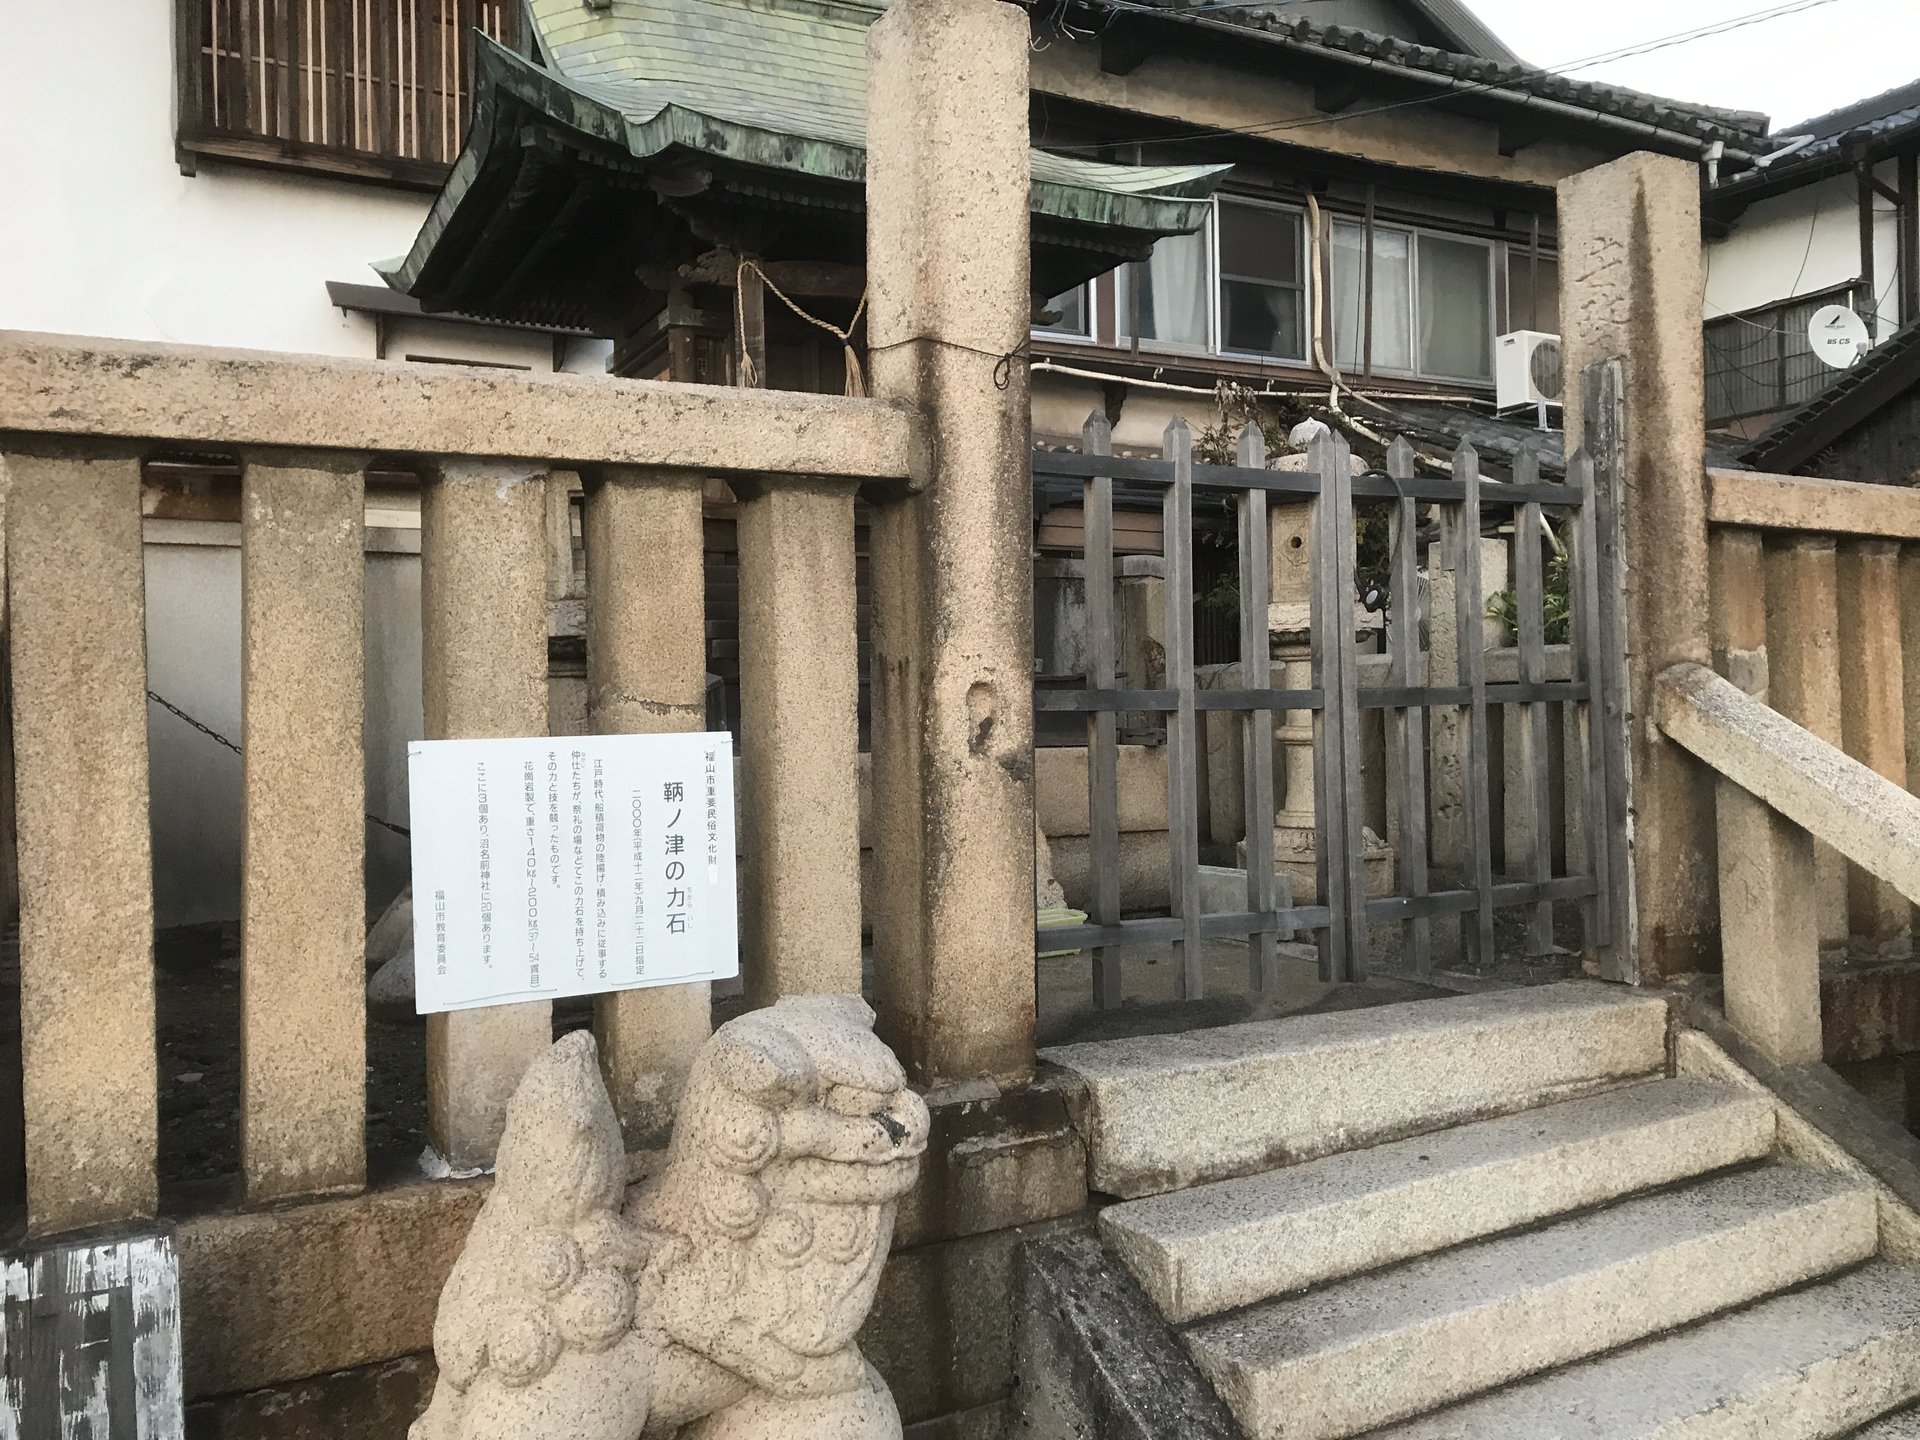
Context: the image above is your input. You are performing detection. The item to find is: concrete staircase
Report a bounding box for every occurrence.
[1041,982,1920,1439]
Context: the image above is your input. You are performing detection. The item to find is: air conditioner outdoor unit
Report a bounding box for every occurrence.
[1496,330,1564,413]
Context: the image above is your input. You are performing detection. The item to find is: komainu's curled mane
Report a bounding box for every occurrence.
[412,995,928,1440]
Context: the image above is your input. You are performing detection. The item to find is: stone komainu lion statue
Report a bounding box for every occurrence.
[411,994,930,1440]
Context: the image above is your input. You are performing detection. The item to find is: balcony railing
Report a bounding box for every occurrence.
[173,0,518,187]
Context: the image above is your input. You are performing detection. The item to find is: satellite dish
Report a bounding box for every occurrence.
[1808,305,1871,370]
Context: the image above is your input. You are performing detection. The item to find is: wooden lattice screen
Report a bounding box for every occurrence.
[175,0,519,185]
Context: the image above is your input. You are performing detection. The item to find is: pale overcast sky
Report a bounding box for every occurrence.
[1465,0,1920,134]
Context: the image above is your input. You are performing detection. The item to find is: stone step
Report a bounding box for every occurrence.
[1182,1166,1876,1440]
[1043,981,1668,1198]
[1856,1404,1920,1438]
[1373,1261,1920,1439]
[1101,1077,1775,1322]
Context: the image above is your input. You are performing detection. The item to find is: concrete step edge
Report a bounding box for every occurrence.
[1183,1167,1877,1440]
[1048,981,1673,1198]
[1101,1077,1777,1321]
[1370,1261,1920,1439]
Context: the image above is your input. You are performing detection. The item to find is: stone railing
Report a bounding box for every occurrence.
[0,330,929,1230]
[1678,467,1920,1063]
[1657,662,1920,1064]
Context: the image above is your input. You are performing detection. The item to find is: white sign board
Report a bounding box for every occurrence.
[408,733,738,1013]
[1808,304,1871,370]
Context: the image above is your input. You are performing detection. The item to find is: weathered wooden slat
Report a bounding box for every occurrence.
[1326,434,1368,979]
[1583,361,1635,977]
[0,1233,184,1439]
[1513,455,1555,956]
[1237,424,1279,991]
[240,455,369,1204]
[1082,413,1124,1010]
[1386,436,1432,975]
[1453,444,1497,965]
[1569,449,1614,956]
[1308,437,1349,983]
[1037,688,1322,714]
[1163,419,1204,997]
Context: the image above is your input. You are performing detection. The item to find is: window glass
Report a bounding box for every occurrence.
[1416,234,1493,380]
[1036,286,1091,337]
[1331,222,1411,372]
[1217,202,1304,360]
[1123,223,1211,349]
[1506,252,1560,335]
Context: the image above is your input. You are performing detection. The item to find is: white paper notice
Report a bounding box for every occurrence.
[407,733,738,1013]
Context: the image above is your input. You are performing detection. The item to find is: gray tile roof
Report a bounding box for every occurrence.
[1096,6,1773,157]
[1715,78,1920,202]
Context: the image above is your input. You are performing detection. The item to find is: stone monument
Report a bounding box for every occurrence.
[412,994,929,1440]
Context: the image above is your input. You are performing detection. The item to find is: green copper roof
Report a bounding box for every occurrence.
[517,0,1227,222]
[382,0,1228,308]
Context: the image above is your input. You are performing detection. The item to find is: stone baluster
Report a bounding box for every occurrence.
[735,478,864,1004]
[421,458,554,1173]
[6,442,158,1235]
[583,466,713,1149]
[240,451,370,1202]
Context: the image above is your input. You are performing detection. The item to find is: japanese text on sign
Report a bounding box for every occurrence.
[408,733,738,1013]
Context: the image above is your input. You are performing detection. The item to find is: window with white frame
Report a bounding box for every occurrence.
[1118,199,1308,362]
[1330,219,1495,382]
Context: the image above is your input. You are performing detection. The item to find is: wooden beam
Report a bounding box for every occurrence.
[1497,118,1547,159]
[1099,26,1153,76]
[635,255,868,299]
[1901,153,1919,325]
[1709,468,1920,541]
[1314,78,1364,115]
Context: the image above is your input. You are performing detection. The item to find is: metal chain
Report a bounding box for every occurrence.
[146,690,412,839]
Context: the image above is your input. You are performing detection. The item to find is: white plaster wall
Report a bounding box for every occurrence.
[0,0,615,374]
[1704,163,1906,339]
[0,2,416,353]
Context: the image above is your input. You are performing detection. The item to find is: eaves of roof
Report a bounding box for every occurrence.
[1085,6,1771,162]
[1404,0,1520,67]
[1741,320,1920,473]
[1712,99,1920,211]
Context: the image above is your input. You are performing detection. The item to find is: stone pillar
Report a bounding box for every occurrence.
[1765,536,1848,949]
[1559,153,1716,981]
[7,445,157,1235]
[583,467,711,1149]
[1837,539,1909,944]
[735,478,863,1003]
[1716,781,1822,1065]
[421,459,553,1172]
[240,453,368,1202]
[866,0,1035,1086]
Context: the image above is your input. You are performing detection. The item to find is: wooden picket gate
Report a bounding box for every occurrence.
[1032,376,1630,997]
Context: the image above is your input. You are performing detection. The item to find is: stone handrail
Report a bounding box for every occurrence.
[1655,661,1920,1068]
[1707,467,1920,541]
[0,330,931,486]
[1655,662,1920,906]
